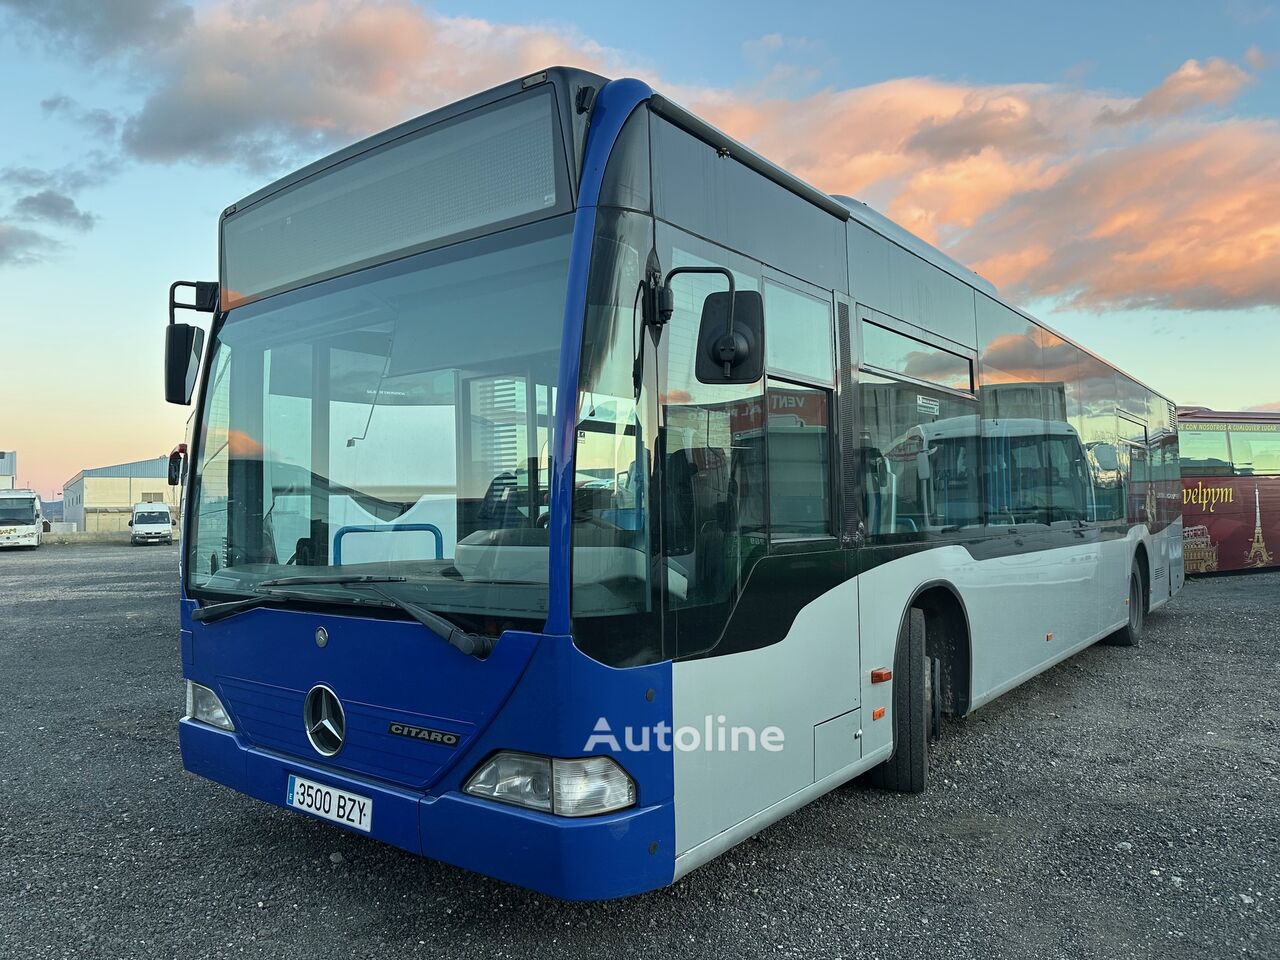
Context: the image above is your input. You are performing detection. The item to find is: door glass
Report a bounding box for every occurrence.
[766,380,832,539]
[660,229,767,657]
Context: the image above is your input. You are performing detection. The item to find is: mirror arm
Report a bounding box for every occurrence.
[659,266,737,375]
[169,280,220,325]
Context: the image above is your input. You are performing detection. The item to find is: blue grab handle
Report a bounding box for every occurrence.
[332,523,444,565]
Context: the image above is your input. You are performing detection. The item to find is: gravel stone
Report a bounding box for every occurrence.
[1,544,1277,959]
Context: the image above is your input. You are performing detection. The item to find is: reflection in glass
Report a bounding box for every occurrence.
[187,218,573,623]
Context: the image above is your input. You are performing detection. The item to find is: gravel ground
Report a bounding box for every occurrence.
[1,544,1276,960]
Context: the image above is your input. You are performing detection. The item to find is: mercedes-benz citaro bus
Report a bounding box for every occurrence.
[162,67,1184,900]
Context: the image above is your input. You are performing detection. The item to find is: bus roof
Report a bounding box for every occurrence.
[1177,406,1280,424]
[223,67,1173,410]
[0,488,38,499]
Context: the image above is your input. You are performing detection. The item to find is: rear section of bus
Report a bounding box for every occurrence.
[170,70,676,900]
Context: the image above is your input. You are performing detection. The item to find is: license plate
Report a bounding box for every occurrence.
[286,775,372,832]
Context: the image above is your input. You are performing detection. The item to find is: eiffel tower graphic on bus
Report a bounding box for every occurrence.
[1244,484,1273,568]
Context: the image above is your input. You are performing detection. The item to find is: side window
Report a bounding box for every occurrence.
[1179,428,1231,475]
[1229,426,1280,476]
[659,229,767,658]
[764,280,834,384]
[859,373,981,538]
[766,380,831,539]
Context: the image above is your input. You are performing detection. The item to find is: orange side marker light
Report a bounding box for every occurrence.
[870,668,892,683]
[872,707,886,721]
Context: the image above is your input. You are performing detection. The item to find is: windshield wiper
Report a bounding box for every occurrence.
[192,576,406,623]
[256,574,409,587]
[194,575,497,659]
[348,581,497,660]
[192,593,288,623]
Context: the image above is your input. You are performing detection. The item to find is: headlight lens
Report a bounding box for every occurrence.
[464,752,635,817]
[185,680,234,731]
[551,756,637,817]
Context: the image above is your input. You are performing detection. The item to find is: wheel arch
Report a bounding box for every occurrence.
[1132,541,1151,613]
[896,579,973,718]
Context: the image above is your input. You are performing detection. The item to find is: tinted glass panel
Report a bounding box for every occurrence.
[862,321,971,391]
[766,381,832,539]
[1179,427,1232,474]
[658,226,767,658]
[860,373,982,538]
[1229,424,1280,475]
[223,88,568,307]
[188,218,572,621]
[651,117,846,291]
[765,281,834,384]
[570,211,662,666]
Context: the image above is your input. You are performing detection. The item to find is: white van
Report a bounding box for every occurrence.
[0,489,43,548]
[130,503,174,546]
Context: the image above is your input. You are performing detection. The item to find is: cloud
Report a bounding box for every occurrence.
[0,0,192,60]
[1245,45,1272,71]
[906,95,1063,160]
[13,189,97,230]
[0,222,59,265]
[109,2,636,169]
[4,1,1276,311]
[1096,57,1253,124]
[955,121,1280,310]
[41,94,119,139]
[1,155,119,193]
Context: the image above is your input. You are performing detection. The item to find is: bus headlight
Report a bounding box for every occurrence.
[185,680,234,731]
[464,752,635,817]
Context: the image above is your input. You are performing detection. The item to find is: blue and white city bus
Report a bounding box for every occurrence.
[163,67,1183,900]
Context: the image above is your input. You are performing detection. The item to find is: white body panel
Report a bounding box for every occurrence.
[672,528,1157,876]
[672,578,861,857]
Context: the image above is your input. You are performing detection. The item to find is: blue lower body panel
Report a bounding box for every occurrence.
[179,719,674,900]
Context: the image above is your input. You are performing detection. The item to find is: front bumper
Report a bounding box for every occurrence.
[179,719,674,900]
[0,532,39,547]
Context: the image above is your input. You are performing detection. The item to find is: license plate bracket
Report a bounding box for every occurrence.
[286,774,372,832]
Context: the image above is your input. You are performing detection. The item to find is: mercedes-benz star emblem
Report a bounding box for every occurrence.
[315,626,328,648]
[303,684,345,756]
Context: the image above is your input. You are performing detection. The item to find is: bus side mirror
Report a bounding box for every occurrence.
[694,290,764,385]
[165,324,205,405]
[168,444,187,486]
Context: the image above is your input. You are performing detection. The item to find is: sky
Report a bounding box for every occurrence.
[0,0,1277,499]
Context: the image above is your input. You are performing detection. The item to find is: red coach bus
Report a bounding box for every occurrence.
[1178,407,1280,573]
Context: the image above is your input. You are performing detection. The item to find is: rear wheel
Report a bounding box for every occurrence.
[1103,561,1145,647]
[868,607,932,793]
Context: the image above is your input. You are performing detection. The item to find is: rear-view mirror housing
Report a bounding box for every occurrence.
[165,323,205,405]
[694,290,764,385]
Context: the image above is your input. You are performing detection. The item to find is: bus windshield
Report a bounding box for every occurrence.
[0,498,36,524]
[186,216,573,621]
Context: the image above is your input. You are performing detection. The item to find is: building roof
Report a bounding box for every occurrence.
[65,456,170,488]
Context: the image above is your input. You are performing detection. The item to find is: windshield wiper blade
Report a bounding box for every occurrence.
[192,593,288,623]
[349,582,497,660]
[256,574,408,587]
[193,578,401,623]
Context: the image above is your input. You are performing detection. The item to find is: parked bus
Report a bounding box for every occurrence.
[1178,406,1280,573]
[162,68,1183,900]
[0,489,44,549]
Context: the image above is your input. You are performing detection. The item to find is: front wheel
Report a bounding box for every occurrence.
[1103,562,1145,647]
[867,607,931,793]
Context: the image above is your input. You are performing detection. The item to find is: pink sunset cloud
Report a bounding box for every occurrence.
[9,0,1280,315]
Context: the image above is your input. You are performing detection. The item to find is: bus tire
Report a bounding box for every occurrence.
[1103,561,1145,647]
[868,607,930,794]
